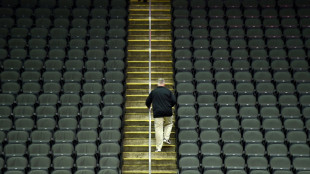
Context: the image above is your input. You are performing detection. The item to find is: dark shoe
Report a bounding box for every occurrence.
[163,139,171,144]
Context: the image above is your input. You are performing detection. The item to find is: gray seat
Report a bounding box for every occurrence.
[99,157,119,170]
[53,156,74,170]
[223,143,243,156]
[4,144,26,157]
[43,83,61,94]
[202,156,222,170]
[80,106,101,118]
[177,106,196,118]
[103,94,123,106]
[221,130,241,143]
[178,130,198,143]
[30,156,51,170]
[98,143,120,156]
[199,118,218,130]
[243,130,263,144]
[100,118,121,130]
[179,156,200,170]
[200,130,220,143]
[63,83,81,94]
[53,130,75,143]
[241,119,260,131]
[224,156,245,170]
[2,82,20,94]
[42,71,62,82]
[218,107,238,118]
[267,144,288,157]
[79,118,99,130]
[220,118,239,130]
[15,118,34,131]
[178,118,197,130]
[177,95,196,106]
[13,106,34,118]
[52,143,74,156]
[76,156,97,169]
[0,106,11,118]
[3,59,22,71]
[178,143,199,157]
[265,131,285,144]
[245,143,265,157]
[286,131,307,144]
[6,156,28,170]
[36,118,56,131]
[77,130,98,143]
[293,157,310,171]
[58,118,78,130]
[247,157,268,170]
[201,143,221,156]
[75,143,97,156]
[60,94,80,106]
[290,144,310,157]
[30,130,52,143]
[38,94,58,106]
[28,143,50,157]
[7,130,29,144]
[102,106,123,118]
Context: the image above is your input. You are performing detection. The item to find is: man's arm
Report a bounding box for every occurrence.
[170,91,176,106]
[145,92,152,109]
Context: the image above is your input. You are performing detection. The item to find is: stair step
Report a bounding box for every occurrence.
[123,138,176,145]
[127,46,172,51]
[126,79,174,84]
[126,83,174,90]
[127,73,173,80]
[126,88,173,95]
[128,25,171,30]
[123,152,177,160]
[128,35,172,40]
[122,167,178,174]
[127,61,172,67]
[129,15,171,20]
[128,30,171,36]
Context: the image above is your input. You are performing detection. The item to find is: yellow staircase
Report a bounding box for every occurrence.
[122,0,177,173]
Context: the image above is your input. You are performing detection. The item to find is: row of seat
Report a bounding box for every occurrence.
[175,48,310,60]
[1,141,121,156]
[177,82,310,97]
[0,59,124,72]
[0,8,125,19]
[175,71,310,84]
[0,30,126,46]
[175,59,309,71]
[0,105,122,118]
[173,8,310,19]
[0,117,122,131]
[175,18,310,29]
[174,28,310,39]
[0,128,121,143]
[1,0,123,9]
[0,156,120,172]
[0,70,124,82]
[0,169,118,174]
[179,142,310,157]
[178,105,310,119]
[172,0,310,9]
[0,48,125,60]
[178,117,310,132]
[0,27,126,39]
[179,156,310,174]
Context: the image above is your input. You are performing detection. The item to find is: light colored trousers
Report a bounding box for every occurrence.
[154,116,173,150]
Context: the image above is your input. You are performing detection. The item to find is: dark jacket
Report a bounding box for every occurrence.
[145,86,176,118]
